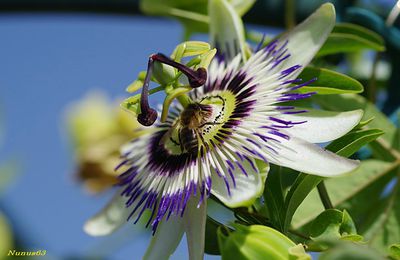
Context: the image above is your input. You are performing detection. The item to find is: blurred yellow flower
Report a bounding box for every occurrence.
[66,91,142,193]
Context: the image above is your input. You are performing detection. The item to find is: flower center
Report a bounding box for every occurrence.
[162,90,237,156]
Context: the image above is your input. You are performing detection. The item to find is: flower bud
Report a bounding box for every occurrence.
[218,224,310,260]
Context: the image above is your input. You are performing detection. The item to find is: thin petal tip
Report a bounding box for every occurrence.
[83,217,119,236]
[320,2,336,17]
[83,220,108,236]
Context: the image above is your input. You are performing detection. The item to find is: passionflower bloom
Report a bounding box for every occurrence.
[84,3,362,259]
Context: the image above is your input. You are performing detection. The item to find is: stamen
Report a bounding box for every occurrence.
[137,53,208,126]
[138,57,158,126]
[151,53,207,88]
[255,33,267,52]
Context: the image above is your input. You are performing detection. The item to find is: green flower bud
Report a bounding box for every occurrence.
[152,62,176,85]
[218,224,310,260]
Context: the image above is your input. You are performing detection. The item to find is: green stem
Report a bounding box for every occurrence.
[176,94,191,107]
[149,86,164,95]
[285,0,296,29]
[368,52,381,103]
[317,181,333,209]
[289,229,310,240]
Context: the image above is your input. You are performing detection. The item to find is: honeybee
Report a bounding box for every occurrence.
[162,102,219,154]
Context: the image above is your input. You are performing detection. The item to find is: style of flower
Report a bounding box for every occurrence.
[84,3,363,260]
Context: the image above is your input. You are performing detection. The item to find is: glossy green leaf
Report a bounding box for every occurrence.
[297,67,364,95]
[263,165,285,232]
[204,217,222,255]
[313,94,397,161]
[282,173,323,233]
[317,23,385,57]
[327,128,384,157]
[360,179,400,255]
[333,23,384,47]
[218,224,310,260]
[309,209,358,243]
[354,117,375,130]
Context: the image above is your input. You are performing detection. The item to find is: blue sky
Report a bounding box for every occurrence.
[0,12,193,259]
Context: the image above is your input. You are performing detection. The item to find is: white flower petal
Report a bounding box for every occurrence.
[83,190,130,236]
[143,215,185,260]
[280,109,363,143]
[211,159,268,208]
[184,198,207,260]
[232,0,256,16]
[271,136,359,177]
[278,3,335,75]
[209,0,247,61]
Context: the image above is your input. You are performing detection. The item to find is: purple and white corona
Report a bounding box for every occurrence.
[84,3,363,260]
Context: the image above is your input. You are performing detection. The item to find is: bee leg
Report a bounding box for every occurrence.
[199,122,223,128]
[178,130,184,153]
[169,137,180,146]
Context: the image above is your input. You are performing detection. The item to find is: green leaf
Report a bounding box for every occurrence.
[284,125,382,232]
[333,23,384,47]
[354,117,375,130]
[140,0,254,38]
[313,94,397,161]
[205,217,222,255]
[360,180,400,255]
[297,67,364,95]
[263,165,285,231]
[318,241,385,260]
[282,174,323,233]
[326,128,384,157]
[389,244,400,260]
[292,159,397,229]
[309,209,359,244]
[317,23,385,57]
[140,0,209,37]
[392,112,400,151]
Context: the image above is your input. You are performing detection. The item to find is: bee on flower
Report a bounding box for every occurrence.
[84,2,363,259]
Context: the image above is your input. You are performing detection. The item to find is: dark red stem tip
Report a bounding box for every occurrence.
[137,108,158,126]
